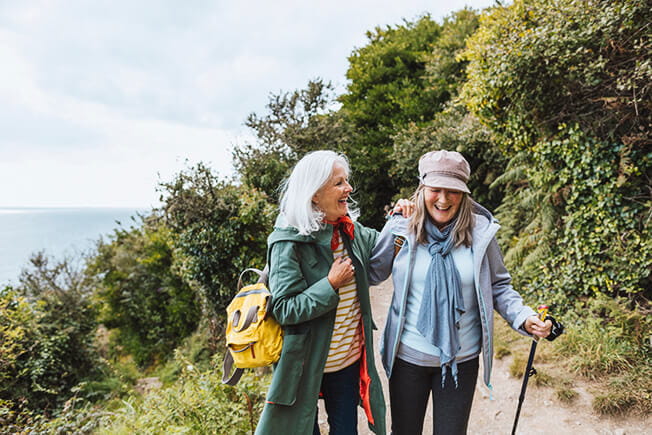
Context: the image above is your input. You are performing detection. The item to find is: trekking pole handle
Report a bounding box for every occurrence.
[537,304,548,322]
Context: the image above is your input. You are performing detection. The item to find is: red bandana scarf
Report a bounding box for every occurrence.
[324,216,355,251]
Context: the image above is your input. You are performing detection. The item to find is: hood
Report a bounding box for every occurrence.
[472,200,497,225]
[471,200,500,246]
[267,213,333,246]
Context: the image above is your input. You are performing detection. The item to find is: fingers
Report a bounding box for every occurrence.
[393,198,416,218]
[327,257,355,289]
[541,319,553,338]
[525,316,552,338]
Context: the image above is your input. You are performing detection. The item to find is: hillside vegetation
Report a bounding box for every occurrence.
[1,1,649,433]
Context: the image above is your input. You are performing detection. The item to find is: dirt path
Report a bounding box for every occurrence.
[318,279,650,434]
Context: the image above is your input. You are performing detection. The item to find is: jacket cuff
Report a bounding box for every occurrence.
[513,308,537,337]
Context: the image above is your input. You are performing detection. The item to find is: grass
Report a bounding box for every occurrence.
[555,387,578,404]
[96,353,270,435]
[10,327,272,434]
[494,295,652,416]
[26,349,271,435]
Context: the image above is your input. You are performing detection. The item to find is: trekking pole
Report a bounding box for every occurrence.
[511,305,548,435]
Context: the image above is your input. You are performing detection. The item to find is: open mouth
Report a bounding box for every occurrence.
[434,204,451,211]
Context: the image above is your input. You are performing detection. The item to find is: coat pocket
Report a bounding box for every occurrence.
[265,328,310,406]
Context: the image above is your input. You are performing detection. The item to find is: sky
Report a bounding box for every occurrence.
[0,0,496,208]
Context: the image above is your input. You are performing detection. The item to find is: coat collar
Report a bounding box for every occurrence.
[268,214,335,247]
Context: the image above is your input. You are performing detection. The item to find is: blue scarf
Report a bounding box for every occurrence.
[415,217,465,387]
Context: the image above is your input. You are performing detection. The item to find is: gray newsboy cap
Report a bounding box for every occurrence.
[418,150,471,193]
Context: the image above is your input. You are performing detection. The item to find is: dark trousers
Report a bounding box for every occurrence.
[313,360,360,435]
[389,357,479,435]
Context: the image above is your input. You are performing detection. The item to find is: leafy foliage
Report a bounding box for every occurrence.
[0,253,101,418]
[1,287,36,423]
[160,163,276,316]
[96,352,268,435]
[462,0,651,151]
[424,8,481,106]
[233,79,349,202]
[91,220,201,367]
[339,15,443,226]
[525,129,650,302]
[462,0,651,303]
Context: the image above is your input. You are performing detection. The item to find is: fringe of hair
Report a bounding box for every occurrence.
[408,184,474,247]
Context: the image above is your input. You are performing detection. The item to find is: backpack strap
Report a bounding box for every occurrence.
[237,267,268,290]
[394,235,406,258]
[221,306,261,386]
[233,305,260,332]
[222,351,245,386]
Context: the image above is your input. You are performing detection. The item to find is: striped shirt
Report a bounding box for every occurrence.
[323,231,362,373]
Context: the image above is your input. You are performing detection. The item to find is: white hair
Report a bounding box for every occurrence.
[278,150,359,235]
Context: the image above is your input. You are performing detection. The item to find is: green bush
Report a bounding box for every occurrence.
[97,352,269,435]
[0,253,103,422]
[461,0,651,303]
[160,164,276,316]
[91,220,201,367]
[462,0,651,151]
[492,127,651,303]
[0,287,36,424]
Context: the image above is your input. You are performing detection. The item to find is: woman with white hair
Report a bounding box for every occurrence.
[255,150,407,435]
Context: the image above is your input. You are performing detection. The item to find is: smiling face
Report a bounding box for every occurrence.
[312,163,352,221]
[423,187,463,228]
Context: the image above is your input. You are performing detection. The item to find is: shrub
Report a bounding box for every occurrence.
[233,79,348,202]
[90,219,201,367]
[462,0,651,151]
[97,352,269,434]
[461,0,651,303]
[1,252,102,420]
[160,164,276,317]
[0,287,36,424]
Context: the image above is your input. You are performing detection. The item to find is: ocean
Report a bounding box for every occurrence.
[0,207,147,286]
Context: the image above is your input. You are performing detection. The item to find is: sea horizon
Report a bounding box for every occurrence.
[0,206,149,286]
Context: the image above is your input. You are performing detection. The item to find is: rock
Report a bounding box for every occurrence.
[135,376,162,394]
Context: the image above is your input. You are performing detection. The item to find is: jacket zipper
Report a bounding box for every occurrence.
[473,224,498,389]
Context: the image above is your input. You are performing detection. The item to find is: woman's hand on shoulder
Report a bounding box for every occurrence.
[392,198,415,218]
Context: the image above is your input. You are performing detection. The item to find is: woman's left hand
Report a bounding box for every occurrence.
[393,198,415,218]
[524,316,553,338]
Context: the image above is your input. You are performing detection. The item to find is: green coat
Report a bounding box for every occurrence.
[255,220,386,435]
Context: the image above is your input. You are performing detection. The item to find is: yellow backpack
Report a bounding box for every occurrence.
[222,267,283,385]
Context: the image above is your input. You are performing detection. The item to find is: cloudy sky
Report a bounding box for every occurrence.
[0,0,495,208]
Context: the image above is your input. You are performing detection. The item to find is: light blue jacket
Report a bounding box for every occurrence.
[369,205,536,388]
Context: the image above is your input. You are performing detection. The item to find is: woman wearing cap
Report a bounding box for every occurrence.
[256,150,412,435]
[369,150,552,434]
